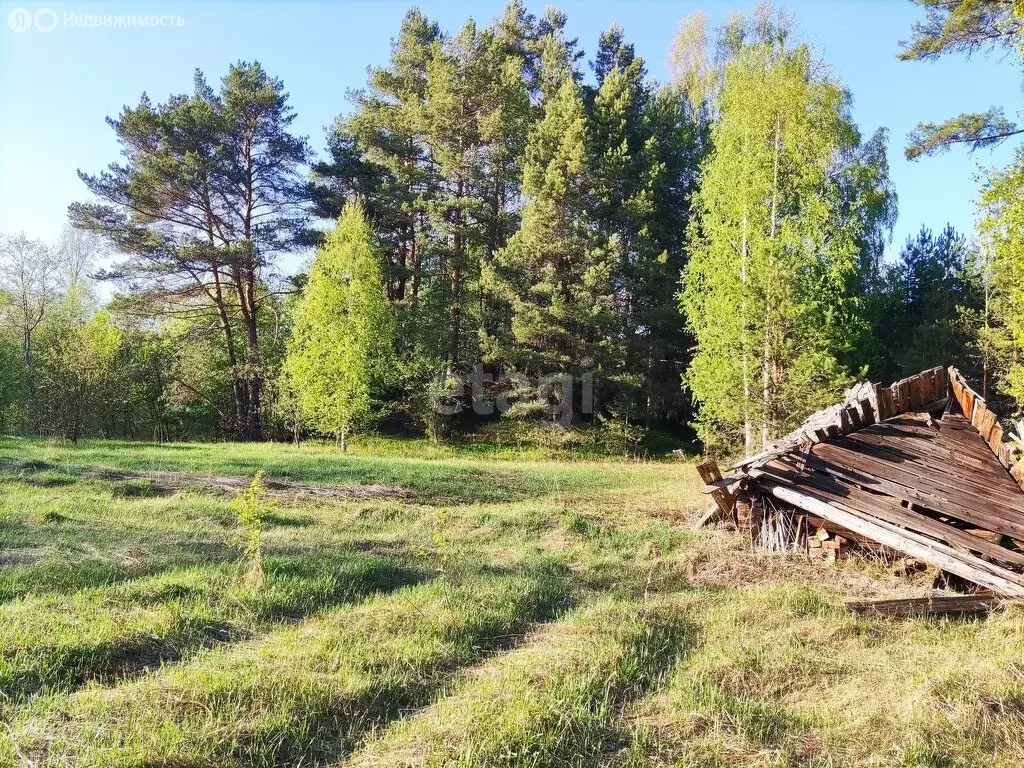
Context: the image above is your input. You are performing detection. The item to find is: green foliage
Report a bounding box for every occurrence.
[682,23,883,454]
[899,0,1023,62]
[597,393,648,457]
[284,201,396,449]
[231,472,275,588]
[485,74,620,376]
[977,150,1024,411]
[906,108,1022,160]
[874,226,983,382]
[70,61,311,440]
[0,331,24,432]
[313,5,704,433]
[12,3,987,454]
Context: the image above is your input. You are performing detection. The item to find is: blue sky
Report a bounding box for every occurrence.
[0,0,1019,266]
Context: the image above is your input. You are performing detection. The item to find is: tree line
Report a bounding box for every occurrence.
[1,0,1022,456]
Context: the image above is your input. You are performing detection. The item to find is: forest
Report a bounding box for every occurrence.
[0,0,1021,457]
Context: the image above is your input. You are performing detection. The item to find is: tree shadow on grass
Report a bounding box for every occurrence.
[0,555,427,703]
[217,575,571,768]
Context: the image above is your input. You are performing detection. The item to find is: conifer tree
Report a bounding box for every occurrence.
[284,202,395,450]
[314,9,441,302]
[70,62,311,440]
[588,27,704,422]
[484,71,619,378]
[901,0,1024,158]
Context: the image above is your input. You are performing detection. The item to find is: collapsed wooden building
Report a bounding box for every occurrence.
[698,366,1024,601]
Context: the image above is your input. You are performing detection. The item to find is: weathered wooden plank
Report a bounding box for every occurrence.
[898,379,911,413]
[814,440,1024,532]
[909,374,924,410]
[858,396,876,426]
[701,477,737,493]
[989,423,1005,456]
[1011,458,1024,487]
[949,367,978,421]
[765,483,1024,597]
[844,405,862,432]
[949,368,965,414]
[852,421,1010,476]
[972,400,990,434]
[696,460,734,520]
[997,441,1017,470]
[827,429,1024,501]
[869,383,884,422]
[758,460,1024,567]
[931,366,946,402]
[884,385,896,416]
[845,595,1018,618]
[963,390,976,421]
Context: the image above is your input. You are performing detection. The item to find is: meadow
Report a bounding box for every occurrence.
[1,436,1023,767]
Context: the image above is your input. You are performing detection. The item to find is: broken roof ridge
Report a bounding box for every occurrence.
[733,365,947,472]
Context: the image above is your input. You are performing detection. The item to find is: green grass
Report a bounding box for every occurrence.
[348,597,691,767]
[0,436,682,504]
[1,436,1023,766]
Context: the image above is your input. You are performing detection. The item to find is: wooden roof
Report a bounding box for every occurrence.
[717,366,1024,597]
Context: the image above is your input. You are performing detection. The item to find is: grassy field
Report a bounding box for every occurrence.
[1,436,1023,767]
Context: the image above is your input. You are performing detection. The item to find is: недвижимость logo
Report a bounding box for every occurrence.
[7,7,33,32]
[7,7,58,32]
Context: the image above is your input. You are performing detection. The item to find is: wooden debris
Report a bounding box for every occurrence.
[698,366,1024,598]
[694,503,723,529]
[845,595,1019,618]
[767,483,1024,597]
[696,460,734,522]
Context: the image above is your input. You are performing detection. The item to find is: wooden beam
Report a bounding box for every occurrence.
[845,595,1018,618]
[765,483,1024,597]
[696,460,734,521]
[700,477,736,493]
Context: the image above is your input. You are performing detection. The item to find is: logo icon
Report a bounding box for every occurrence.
[7,7,33,32]
[34,8,57,32]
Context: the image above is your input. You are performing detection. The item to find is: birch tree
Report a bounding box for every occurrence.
[978,154,1024,409]
[0,233,59,398]
[284,201,395,450]
[682,36,875,454]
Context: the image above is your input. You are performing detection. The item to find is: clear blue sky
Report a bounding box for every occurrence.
[0,0,1018,265]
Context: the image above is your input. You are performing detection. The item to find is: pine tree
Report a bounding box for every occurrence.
[484,73,619,381]
[588,26,705,423]
[901,0,1024,158]
[314,9,441,303]
[70,62,311,440]
[284,202,395,450]
[318,5,539,381]
[876,226,981,380]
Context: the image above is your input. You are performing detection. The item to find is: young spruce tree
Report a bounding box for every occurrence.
[284,201,395,450]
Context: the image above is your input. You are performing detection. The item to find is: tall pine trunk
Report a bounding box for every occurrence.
[448,179,465,372]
